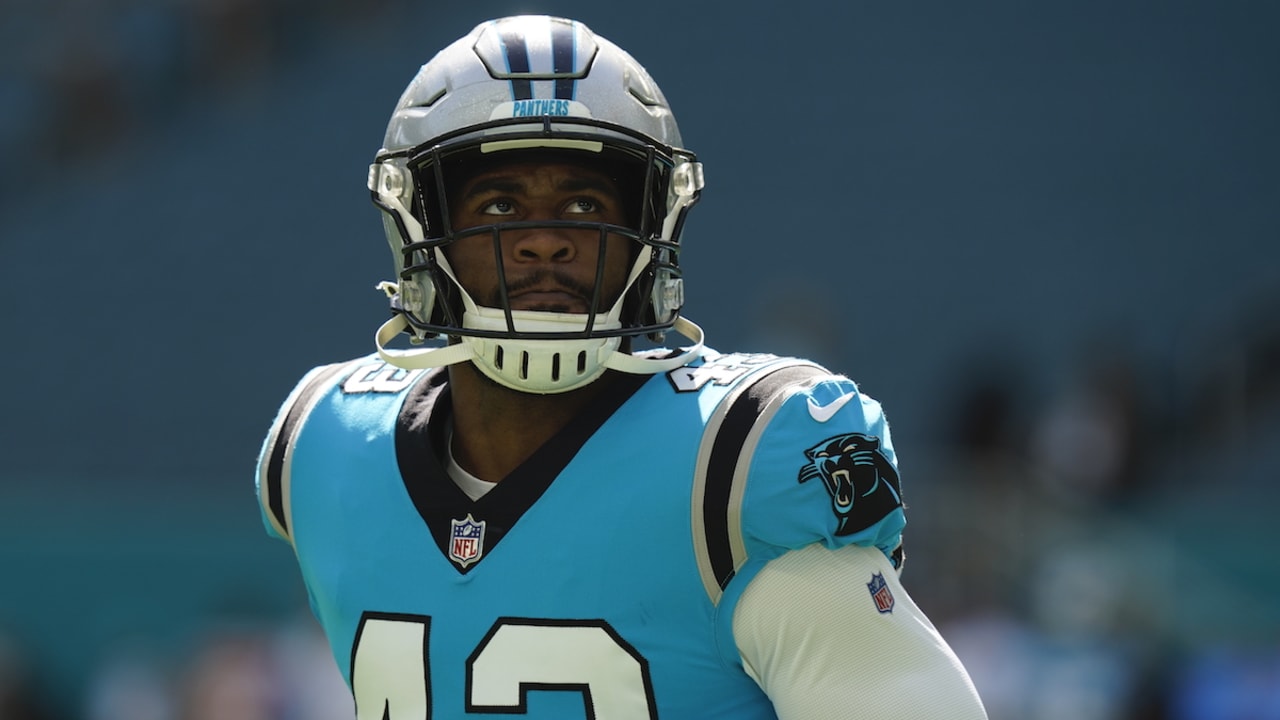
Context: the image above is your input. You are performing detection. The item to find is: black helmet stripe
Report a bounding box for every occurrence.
[497,19,578,102]
[551,19,576,100]
[498,28,533,100]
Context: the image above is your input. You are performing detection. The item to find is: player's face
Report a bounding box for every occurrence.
[445,159,634,314]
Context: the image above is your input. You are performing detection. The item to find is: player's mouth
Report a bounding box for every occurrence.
[510,290,589,313]
[506,271,599,313]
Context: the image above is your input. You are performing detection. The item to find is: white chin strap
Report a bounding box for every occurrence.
[375,311,705,394]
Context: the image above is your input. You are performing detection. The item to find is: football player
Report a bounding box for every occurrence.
[257,15,988,719]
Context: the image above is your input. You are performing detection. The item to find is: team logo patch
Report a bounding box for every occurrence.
[449,514,486,568]
[867,572,895,613]
[797,433,903,536]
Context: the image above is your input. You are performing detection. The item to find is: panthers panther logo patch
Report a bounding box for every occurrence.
[797,433,903,535]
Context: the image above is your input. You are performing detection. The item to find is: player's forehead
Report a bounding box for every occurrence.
[453,152,622,198]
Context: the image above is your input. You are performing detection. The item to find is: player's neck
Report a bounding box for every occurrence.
[446,363,612,484]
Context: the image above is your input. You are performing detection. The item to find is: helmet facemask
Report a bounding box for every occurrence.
[370,117,704,393]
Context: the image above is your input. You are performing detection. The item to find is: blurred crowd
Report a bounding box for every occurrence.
[1,613,353,720]
[914,302,1280,719]
[3,1,1278,718]
[0,0,404,212]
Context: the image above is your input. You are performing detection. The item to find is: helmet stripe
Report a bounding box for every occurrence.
[497,26,533,100]
[552,20,577,100]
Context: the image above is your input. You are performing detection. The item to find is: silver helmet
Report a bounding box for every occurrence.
[368,15,705,393]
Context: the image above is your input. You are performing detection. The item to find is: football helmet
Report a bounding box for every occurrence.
[368,15,705,393]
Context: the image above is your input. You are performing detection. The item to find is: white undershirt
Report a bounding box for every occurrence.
[443,425,498,501]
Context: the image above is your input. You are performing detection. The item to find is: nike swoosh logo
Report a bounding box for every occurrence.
[807,392,856,423]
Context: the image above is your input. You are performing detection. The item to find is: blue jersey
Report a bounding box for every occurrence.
[256,349,906,719]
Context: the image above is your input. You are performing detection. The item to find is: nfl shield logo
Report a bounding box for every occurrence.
[449,514,486,568]
[867,572,895,614]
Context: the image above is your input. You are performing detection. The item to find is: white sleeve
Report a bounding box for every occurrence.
[733,543,988,720]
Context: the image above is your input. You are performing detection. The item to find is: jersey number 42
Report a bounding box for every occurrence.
[353,613,659,719]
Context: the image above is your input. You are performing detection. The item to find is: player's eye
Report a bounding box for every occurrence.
[565,198,599,214]
[481,199,517,216]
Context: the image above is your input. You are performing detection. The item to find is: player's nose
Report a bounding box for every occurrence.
[510,224,578,264]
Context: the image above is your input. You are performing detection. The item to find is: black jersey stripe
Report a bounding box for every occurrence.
[499,28,533,100]
[699,363,827,601]
[551,20,576,100]
[262,362,350,539]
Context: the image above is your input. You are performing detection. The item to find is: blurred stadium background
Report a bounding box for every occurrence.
[2,0,1278,718]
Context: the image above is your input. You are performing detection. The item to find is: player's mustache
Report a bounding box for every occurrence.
[490,270,600,308]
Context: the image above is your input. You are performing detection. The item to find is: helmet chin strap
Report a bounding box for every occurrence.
[604,314,705,374]
[375,312,473,369]
[374,310,705,392]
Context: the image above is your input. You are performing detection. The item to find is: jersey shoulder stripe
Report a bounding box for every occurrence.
[692,357,828,605]
[257,360,360,543]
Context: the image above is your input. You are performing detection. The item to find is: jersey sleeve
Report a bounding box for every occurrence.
[691,358,908,612]
[742,371,906,559]
[733,543,988,720]
[254,361,353,545]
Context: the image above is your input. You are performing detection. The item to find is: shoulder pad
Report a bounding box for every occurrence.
[255,356,419,543]
[691,361,906,604]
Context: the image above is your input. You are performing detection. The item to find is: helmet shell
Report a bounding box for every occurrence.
[380,16,683,157]
[367,16,705,393]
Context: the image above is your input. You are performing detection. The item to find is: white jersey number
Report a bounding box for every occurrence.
[353,615,658,719]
